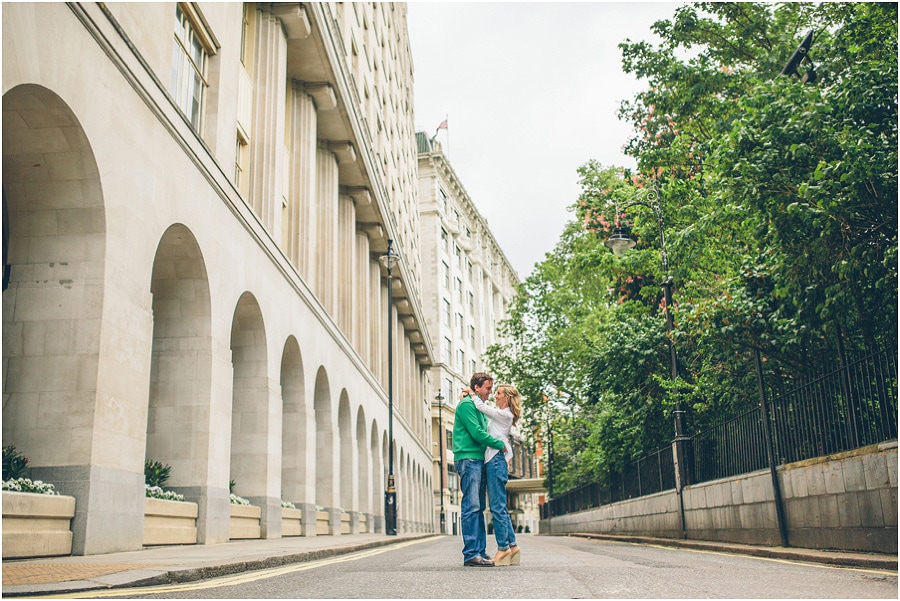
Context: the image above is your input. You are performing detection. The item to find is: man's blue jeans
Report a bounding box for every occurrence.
[486,453,517,551]
[457,458,487,562]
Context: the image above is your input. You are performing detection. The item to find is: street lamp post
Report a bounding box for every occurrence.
[380,239,401,536]
[603,185,690,538]
[434,391,446,534]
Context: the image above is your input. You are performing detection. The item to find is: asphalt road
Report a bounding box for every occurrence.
[81,534,895,599]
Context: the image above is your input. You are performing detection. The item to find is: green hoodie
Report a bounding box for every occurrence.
[452,395,505,461]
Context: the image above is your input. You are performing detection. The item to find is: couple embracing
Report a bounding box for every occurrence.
[452,372,522,567]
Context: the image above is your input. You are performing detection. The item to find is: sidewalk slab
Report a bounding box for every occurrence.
[567,532,898,571]
[2,533,434,597]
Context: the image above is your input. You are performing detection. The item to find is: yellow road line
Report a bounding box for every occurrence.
[28,538,431,599]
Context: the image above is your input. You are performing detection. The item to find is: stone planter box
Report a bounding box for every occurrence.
[282,507,303,537]
[2,490,75,559]
[229,503,261,539]
[316,510,330,535]
[143,497,198,546]
[340,512,350,534]
[359,513,368,533]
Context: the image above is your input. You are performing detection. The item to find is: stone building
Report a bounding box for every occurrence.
[416,134,525,535]
[3,2,436,555]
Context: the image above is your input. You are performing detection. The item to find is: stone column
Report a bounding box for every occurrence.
[286,86,317,279]
[315,146,339,315]
[337,194,355,335]
[249,9,287,236]
[354,231,371,356]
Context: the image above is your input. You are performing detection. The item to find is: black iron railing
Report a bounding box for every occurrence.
[544,445,674,518]
[767,343,897,466]
[543,342,897,518]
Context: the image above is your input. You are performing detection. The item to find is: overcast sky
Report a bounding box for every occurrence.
[407,2,678,278]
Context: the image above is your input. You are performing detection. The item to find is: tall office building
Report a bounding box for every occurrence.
[416,134,521,534]
[3,2,436,556]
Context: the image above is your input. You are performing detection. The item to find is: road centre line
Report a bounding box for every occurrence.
[31,539,432,599]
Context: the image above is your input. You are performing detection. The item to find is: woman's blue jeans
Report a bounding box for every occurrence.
[486,453,517,551]
[456,458,487,562]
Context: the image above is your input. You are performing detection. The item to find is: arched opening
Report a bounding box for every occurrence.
[280,336,306,505]
[313,367,335,515]
[355,407,370,522]
[371,420,382,532]
[1,84,130,554]
[229,293,270,501]
[337,391,353,520]
[146,224,212,495]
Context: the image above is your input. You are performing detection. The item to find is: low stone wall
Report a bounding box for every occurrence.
[282,507,303,537]
[143,497,198,546]
[781,441,897,553]
[545,487,682,539]
[543,441,897,554]
[2,491,76,558]
[229,503,261,540]
[316,510,330,535]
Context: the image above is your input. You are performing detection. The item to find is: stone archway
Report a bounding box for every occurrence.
[229,292,279,537]
[313,366,337,533]
[1,84,150,555]
[280,336,307,506]
[337,391,353,526]
[355,406,370,530]
[146,224,212,498]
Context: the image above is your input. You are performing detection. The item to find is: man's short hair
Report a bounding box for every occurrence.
[470,372,493,390]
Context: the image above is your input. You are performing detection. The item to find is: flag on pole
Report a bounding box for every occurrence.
[435,117,448,135]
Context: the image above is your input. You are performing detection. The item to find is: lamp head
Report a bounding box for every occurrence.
[379,239,401,272]
[604,227,636,258]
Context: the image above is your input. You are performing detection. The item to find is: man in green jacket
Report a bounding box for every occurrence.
[453,372,506,566]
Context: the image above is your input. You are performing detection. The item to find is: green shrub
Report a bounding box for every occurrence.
[144,460,172,488]
[3,446,29,481]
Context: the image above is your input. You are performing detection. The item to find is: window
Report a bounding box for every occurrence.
[456,313,464,338]
[454,244,461,267]
[240,4,251,66]
[441,228,448,253]
[234,131,249,195]
[467,291,474,314]
[467,259,473,279]
[443,299,451,327]
[470,359,476,374]
[442,261,450,288]
[171,4,210,131]
[445,429,453,451]
[455,277,463,303]
[443,337,452,362]
[469,325,475,346]
[457,349,465,370]
[440,189,448,213]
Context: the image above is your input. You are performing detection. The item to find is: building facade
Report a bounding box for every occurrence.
[3,2,436,555]
[416,134,526,535]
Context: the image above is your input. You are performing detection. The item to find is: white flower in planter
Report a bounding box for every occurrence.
[2,478,59,495]
[230,493,251,505]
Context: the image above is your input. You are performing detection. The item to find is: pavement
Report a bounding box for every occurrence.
[2,532,896,597]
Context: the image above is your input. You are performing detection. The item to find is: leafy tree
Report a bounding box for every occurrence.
[491,3,897,496]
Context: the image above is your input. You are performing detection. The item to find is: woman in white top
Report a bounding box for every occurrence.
[473,384,522,566]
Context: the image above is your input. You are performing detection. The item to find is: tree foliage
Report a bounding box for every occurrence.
[487,2,897,495]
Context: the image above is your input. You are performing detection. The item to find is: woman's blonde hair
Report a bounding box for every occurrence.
[497,384,521,425]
